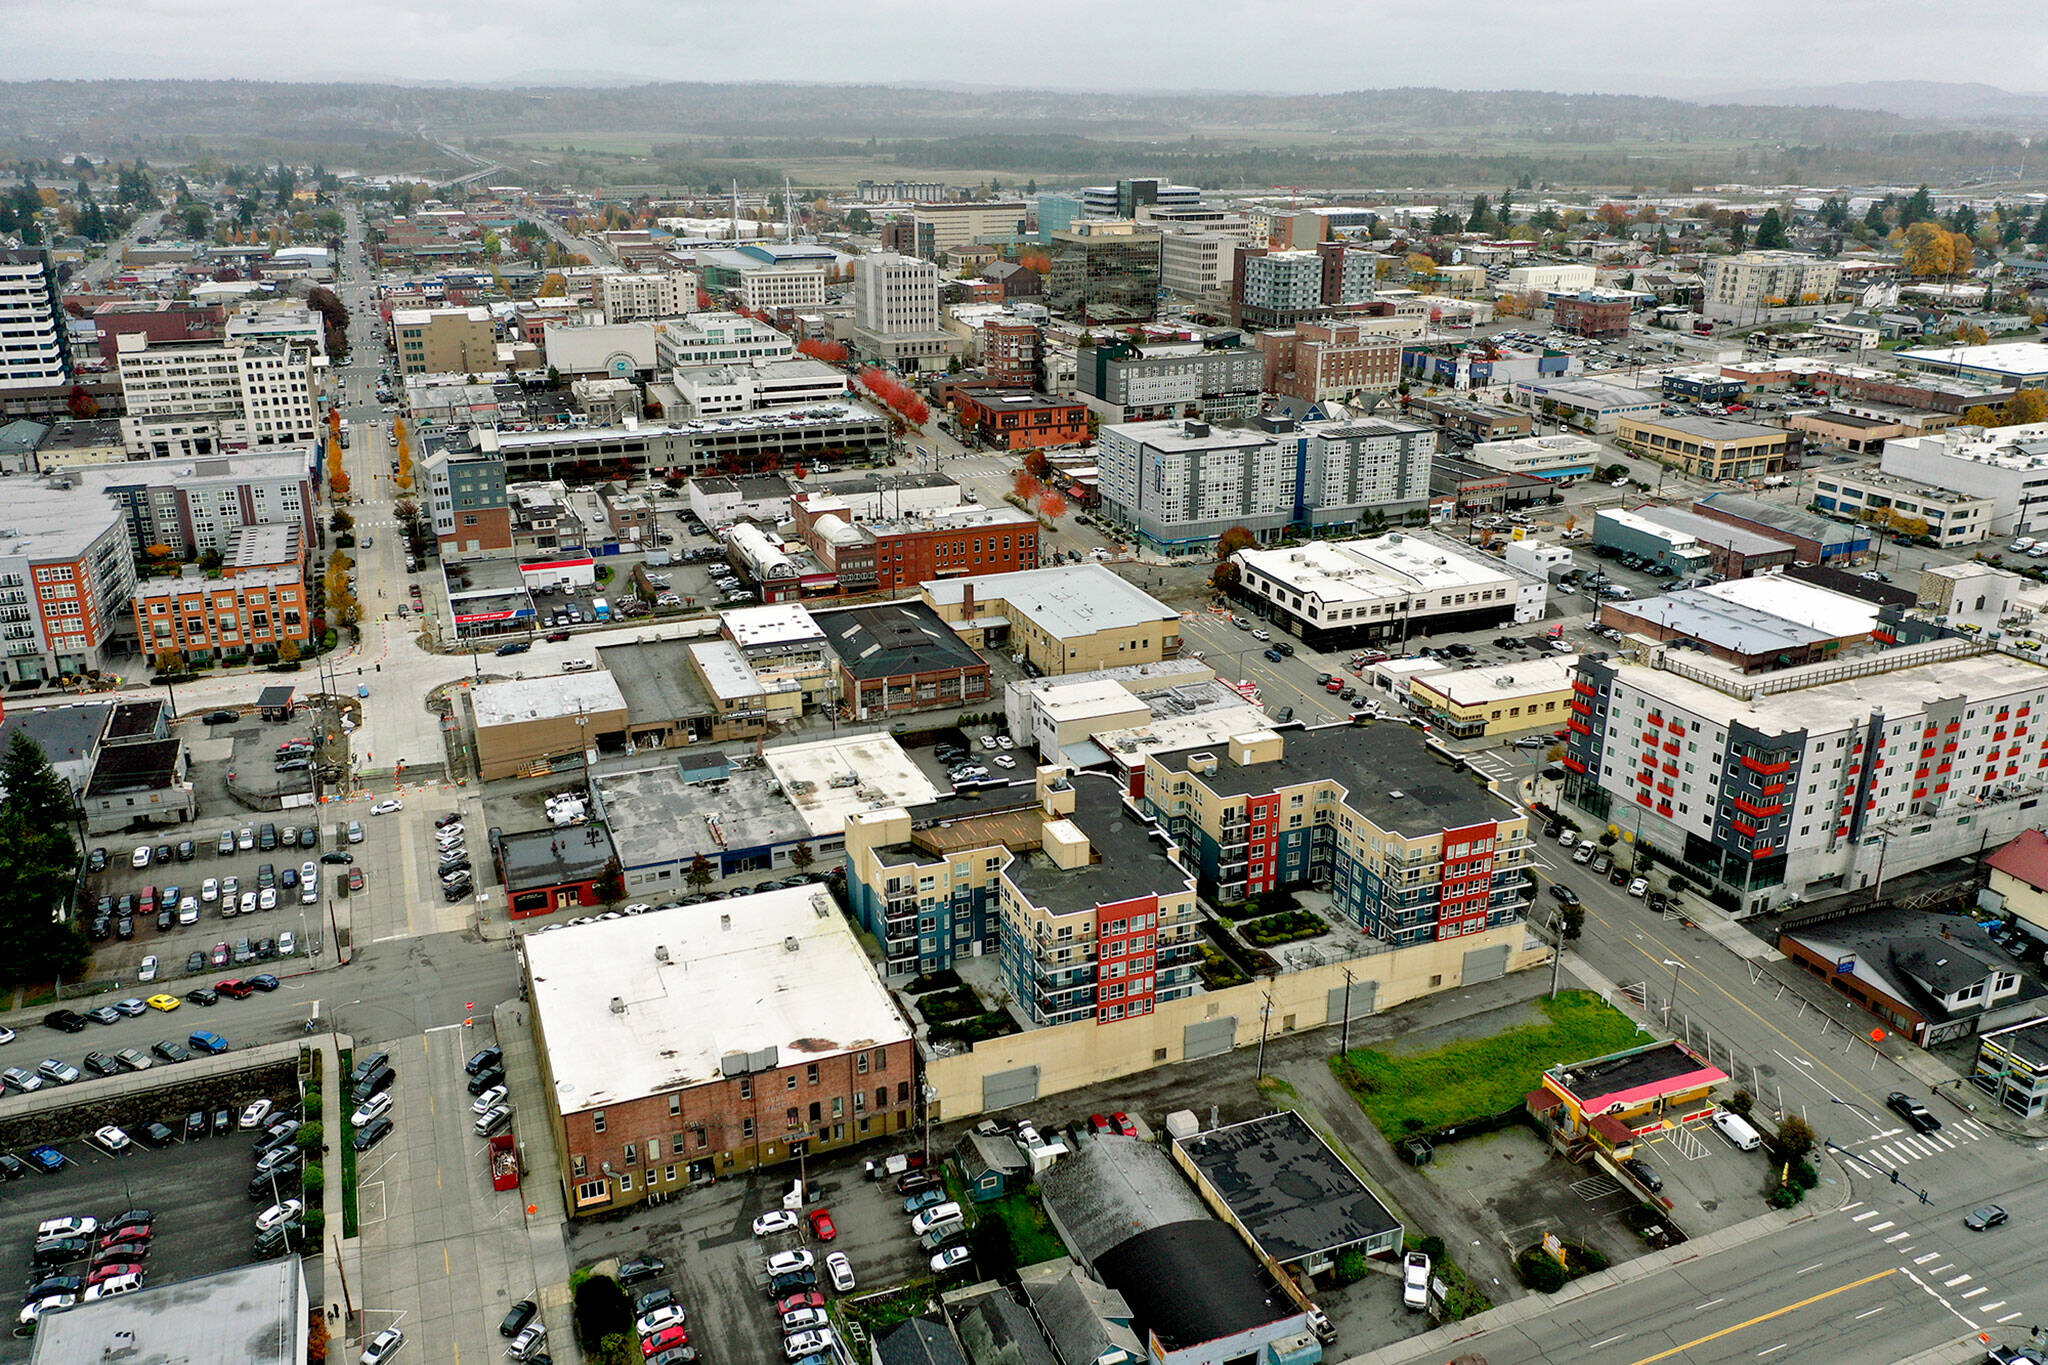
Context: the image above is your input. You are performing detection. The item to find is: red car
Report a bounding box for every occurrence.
[88,1262,145,1287]
[1112,1112,1138,1137]
[807,1208,837,1241]
[215,979,255,999]
[1324,678,1345,694]
[98,1228,151,1253]
[643,1326,690,1356]
[1088,1114,1113,1135]
[775,1292,825,1316]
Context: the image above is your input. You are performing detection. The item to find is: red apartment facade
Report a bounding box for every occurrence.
[1258,322,1404,402]
[952,390,1090,451]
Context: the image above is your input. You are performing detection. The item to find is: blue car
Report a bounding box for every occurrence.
[26,1145,66,1173]
[905,1188,949,1214]
[187,1030,228,1055]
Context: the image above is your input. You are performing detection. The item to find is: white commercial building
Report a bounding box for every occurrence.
[115,333,321,459]
[1508,378,1659,434]
[1564,641,2048,917]
[671,359,847,417]
[1502,263,1597,295]
[1158,227,1243,307]
[1881,423,2048,537]
[1467,433,1603,480]
[1231,529,1546,648]
[222,301,326,358]
[1895,342,2048,390]
[736,264,828,312]
[0,247,70,394]
[853,251,940,335]
[543,321,663,381]
[599,269,700,324]
[652,312,796,370]
[1701,251,1843,322]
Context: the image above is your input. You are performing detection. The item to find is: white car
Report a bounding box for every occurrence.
[993,755,1016,769]
[278,931,297,957]
[130,846,152,868]
[370,798,403,815]
[352,1092,395,1127]
[201,878,220,903]
[765,1249,815,1276]
[909,1202,962,1236]
[637,1306,688,1337]
[979,735,998,750]
[92,1125,132,1153]
[781,1307,829,1333]
[471,1085,508,1114]
[1402,1251,1432,1310]
[753,1209,800,1237]
[507,1324,546,1361]
[36,1216,97,1240]
[560,659,595,674]
[239,891,257,916]
[83,1274,142,1301]
[0,1025,13,1045]
[784,1330,836,1360]
[137,955,159,984]
[20,1294,75,1325]
[240,1099,275,1129]
[824,1251,855,1292]
[360,1326,406,1365]
[259,887,279,912]
[256,1199,304,1233]
[1627,877,1649,897]
[930,1246,972,1273]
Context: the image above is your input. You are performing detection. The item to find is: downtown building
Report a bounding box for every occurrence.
[1075,336,1264,423]
[599,269,700,323]
[0,248,73,397]
[1229,244,1377,330]
[115,333,322,459]
[1562,624,2048,918]
[1097,413,1436,558]
[847,251,962,373]
[1142,722,1531,945]
[0,480,137,686]
[1046,222,1163,324]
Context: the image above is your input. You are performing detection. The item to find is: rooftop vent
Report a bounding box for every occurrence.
[655,945,670,963]
[1387,790,1406,800]
[609,996,626,1014]
[784,936,801,953]
[721,914,732,930]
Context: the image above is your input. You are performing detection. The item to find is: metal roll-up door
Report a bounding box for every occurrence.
[1327,979,1377,1023]
[982,1065,1040,1112]
[1462,944,1511,983]
[1183,1015,1238,1060]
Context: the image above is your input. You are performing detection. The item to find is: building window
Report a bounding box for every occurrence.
[807,1063,819,1085]
[669,1093,681,1116]
[741,1117,754,1139]
[739,1077,751,1100]
[623,1143,637,1166]
[856,1053,869,1075]
[593,1110,606,1134]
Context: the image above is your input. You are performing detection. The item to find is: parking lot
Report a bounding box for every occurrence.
[567,1144,936,1365]
[0,1089,306,1357]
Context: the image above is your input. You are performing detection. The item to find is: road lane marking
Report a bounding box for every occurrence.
[1756,1345,1787,1357]
[1867,1220,1894,1232]
[1999,1312,2026,1324]
[1696,1298,1724,1311]
[1795,1263,1824,1275]
[1851,1211,1877,1221]
[1590,1334,1628,1348]
[1625,1270,1895,1365]
[1962,1287,1987,1299]
[1982,1302,2005,1313]
[1854,1306,1885,1320]
[1944,1274,1972,1287]
[1883,1233,1909,1244]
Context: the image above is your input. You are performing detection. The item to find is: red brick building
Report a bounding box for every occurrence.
[1258,322,1404,402]
[790,496,1040,593]
[1552,292,1633,341]
[952,390,1089,451]
[983,320,1043,390]
[525,887,917,1214]
[91,301,225,367]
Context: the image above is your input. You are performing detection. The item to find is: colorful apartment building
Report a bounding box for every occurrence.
[1142,722,1531,943]
[845,768,1203,1023]
[952,390,1091,452]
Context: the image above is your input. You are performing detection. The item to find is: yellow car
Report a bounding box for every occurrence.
[145,994,181,1012]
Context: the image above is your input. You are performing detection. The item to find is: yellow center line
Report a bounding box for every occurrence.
[1585,901,1883,1104]
[1626,1269,1895,1365]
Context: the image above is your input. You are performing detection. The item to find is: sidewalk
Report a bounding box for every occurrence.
[494,998,578,1362]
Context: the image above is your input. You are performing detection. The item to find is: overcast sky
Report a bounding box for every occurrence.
[4,0,2046,95]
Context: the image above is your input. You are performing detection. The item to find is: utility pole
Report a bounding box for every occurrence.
[1338,967,1355,1056]
[1254,979,1276,1082]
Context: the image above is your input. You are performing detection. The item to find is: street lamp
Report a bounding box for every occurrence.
[1662,957,1688,1023]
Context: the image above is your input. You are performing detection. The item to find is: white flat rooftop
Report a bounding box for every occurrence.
[472,671,627,727]
[761,732,943,837]
[1413,656,1579,705]
[724,603,826,649]
[1899,341,2048,378]
[923,563,1179,639]
[525,885,911,1110]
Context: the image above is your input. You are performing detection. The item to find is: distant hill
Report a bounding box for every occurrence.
[1710,80,2048,122]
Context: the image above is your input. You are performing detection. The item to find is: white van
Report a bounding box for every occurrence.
[1711,1109,1761,1151]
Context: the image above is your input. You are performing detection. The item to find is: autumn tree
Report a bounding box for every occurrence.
[277,637,302,664]
[796,338,850,366]
[326,435,349,500]
[1037,490,1068,519]
[1013,471,1042,501]
[1022,450,1053,480]
[1405,252,1438,277]
[2009,390,2048,426]
[66,384,98,419]
[1217,525,1257,564]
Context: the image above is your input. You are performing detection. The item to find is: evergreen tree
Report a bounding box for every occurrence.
[1496,190,1515,227]
[1465,193,1494,232]
[2031,211,2048,246]
[1730,216,1747,249]
[1864,201,1888,235]
[0,732,88,985]
[1754,208,1788,250]
[1901,185,1934,227]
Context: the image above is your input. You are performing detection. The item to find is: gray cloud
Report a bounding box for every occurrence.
[2,0,2044,95]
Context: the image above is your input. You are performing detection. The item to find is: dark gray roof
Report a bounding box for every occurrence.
[814,600,987,681]
[105,699,167,743]
[0,704,110,774]
[1892,937,1999,996]
[1148,721,1515,835]
[256,685,296,707]
[84,738,181,797]
[1038,1135,1211,1266]
[1177,1111,1400,1262]
[1095,1223,1291,1351]
[957,1294,1061,1365]
[1025,1268,1136,1365]
[1003,776,1192,918]
[1780,907,2046,1026]
[961,1130,1030,1176]
[878,1319,967,1365]
[494,823,618,889]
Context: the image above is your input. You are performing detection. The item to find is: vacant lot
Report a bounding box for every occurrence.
[1333,990,1649,1138]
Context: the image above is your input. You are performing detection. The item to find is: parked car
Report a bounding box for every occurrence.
[1402,1251,1432,1310]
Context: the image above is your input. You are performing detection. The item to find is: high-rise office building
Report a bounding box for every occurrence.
[0,248,72,395]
